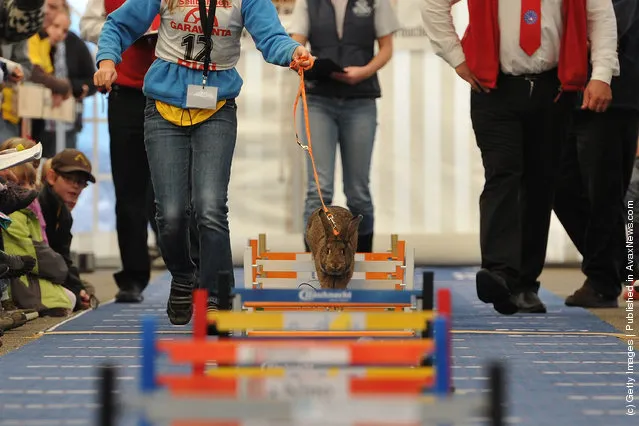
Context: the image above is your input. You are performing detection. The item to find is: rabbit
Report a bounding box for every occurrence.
[305,206,363,289]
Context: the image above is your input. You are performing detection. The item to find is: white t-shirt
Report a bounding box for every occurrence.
[288,0,401,40]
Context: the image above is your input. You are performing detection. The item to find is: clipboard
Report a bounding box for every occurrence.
[305,58,345,81]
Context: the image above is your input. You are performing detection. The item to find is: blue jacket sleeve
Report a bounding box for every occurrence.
[241,0,301,66]
[613,0,638,40]
[95,0,161,66]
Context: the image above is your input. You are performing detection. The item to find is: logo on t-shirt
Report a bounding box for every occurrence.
[352,0,372,17]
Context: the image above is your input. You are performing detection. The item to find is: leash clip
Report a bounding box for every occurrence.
[325,212,340,236]
[295,134,309,151]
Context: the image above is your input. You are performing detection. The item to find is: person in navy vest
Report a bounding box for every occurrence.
[422,0,619,315]
[552,0,639,309]
[288,0,401,253]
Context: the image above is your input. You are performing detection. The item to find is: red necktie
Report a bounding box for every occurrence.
[520,0,541,56]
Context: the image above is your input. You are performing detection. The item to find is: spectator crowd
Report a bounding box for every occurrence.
[0,0,162,348]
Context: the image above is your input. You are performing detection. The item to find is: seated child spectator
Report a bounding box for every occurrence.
[0,138,39,327]
[39,149,97,310]
[2,161,75,316]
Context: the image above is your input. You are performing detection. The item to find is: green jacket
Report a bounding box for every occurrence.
[2,207,73,312]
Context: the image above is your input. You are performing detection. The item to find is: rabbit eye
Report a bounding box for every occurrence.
[341,248,345,255]
[327,248,331,255]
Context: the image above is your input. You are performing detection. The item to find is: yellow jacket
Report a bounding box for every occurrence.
[2,33,53,124]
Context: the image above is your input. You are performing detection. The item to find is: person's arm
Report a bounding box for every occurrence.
[45,209,87,300]
[95,0,161,67]
[26,34,71,94]
[612,0,638,40]
[365,0,401,75]
[67,33,98,98]
[11,40,32,81]
[31,240,69,285]
[242,0,301,66]
[587,0,621,84]
[421,0,466,69]
[330,0,399,85]
[80,0,107,45]
[0,0,45,44]
[60,253,86,300]
[30,64,71,95]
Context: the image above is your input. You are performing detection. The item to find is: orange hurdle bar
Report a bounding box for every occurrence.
[156,339,433,365]
[158,375,434,396]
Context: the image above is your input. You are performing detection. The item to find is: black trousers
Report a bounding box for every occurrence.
[108,85,157,291]
[553,109,639,298]
[470,70,575,292]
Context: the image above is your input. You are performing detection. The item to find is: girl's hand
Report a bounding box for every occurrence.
[291,45,313,69]
[93,60,118,92]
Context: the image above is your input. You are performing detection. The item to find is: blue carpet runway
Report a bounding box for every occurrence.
[0,267,633,425]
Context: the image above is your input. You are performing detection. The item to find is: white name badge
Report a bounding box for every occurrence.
[185,84,218,109]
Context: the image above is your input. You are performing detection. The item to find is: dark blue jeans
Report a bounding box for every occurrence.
[297,95,377,235]
[144,98,237,304]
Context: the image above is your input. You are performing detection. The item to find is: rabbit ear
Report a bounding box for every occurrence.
[346,214,363,248]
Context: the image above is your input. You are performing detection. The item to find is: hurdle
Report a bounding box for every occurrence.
[230,268,440,338]
[97,313,506,425]
[244,233,415,291]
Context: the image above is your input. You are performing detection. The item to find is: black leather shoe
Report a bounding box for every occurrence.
[476,269,518,315]
[513,291,547,313]
[565,284,618,308]
[115,286,144,303]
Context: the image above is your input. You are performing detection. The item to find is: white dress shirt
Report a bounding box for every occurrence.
[421,0,620,84]
[79,0,106,45]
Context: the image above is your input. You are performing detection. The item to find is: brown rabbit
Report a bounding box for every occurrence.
[305,206,363,289]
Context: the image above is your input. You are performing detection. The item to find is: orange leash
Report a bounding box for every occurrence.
[290,56,340,236]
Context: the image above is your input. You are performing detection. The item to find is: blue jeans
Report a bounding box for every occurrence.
[144,99,237,303]
[299,95,377,235]
[0,119,20,141]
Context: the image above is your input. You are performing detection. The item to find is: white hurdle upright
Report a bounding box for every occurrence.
[243,233,415,290]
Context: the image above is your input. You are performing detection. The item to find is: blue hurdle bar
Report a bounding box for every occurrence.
[139,317,158,426]
[434,315,450,396]
[232,288,421,304]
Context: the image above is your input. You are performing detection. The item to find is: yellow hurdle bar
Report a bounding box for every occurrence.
[205,366,434,378]
[206,311,433,331]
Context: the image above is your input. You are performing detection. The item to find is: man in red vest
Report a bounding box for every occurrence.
[79,0,161,303]
[422,0,619,315]
[553,0,639,308]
